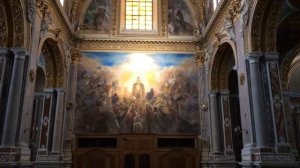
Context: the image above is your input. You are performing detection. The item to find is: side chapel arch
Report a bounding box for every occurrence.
[249,0,283,52]
[210,42,237,90]
[0,0,25,48]
[209,42,242,161]
[38,38,65,88]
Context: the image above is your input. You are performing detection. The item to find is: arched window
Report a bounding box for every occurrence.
[125,0,153,30]
[213,0,220,10]
[120,0,158,35]
[60,0,64,6]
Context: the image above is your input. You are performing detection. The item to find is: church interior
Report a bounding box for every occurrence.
[0,0,300,167]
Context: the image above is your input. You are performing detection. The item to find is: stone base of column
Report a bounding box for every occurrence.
[17,145,31,162]
[36,150,62,162]
[0,147,20,163]
[0,147,34,167]
[62,150,72,162]
[200,150,237,168]
[35,150,71,168]
[240,145,297,167]
[35,161,72,168]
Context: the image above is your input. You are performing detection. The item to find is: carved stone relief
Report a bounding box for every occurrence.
[26,0,36,23]
[40,11,52,39]
[11,0,24,48]
[0,4,7,47]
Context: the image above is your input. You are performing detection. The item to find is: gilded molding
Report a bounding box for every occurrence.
[71,0,79,20]
[36,0,48,17]
[79,39,197,53]
[70,47,81,64]
[195,50,206,65]
[228,0,241,22]
[0,4,7,47]
[110,0,117,36]
[264,1,281,52]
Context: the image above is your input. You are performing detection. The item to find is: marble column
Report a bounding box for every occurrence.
[209,91,222,153]
[246,53,268,148]
[2,49,27,146]
[52,88,65,153]
[195,50,209,142]
[264,53,288,145]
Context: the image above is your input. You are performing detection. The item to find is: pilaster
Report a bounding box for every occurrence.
[209,91,222,155]
[61,47,80,162]
[240,53,296,167]
[51,88,65,154]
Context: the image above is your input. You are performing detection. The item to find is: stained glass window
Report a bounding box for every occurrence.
[125,0,153,30]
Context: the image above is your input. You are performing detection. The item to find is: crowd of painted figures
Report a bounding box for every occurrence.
[76,57,200,134]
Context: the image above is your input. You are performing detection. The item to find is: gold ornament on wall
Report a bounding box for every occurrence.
[240,73,245,86]
[201,103,208,111]
[29,69,35,82]
[66,101,74,110]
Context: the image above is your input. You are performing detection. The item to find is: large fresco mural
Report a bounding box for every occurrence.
[168,0,194,36]
[76,52,200,134]
[82,0,110,33]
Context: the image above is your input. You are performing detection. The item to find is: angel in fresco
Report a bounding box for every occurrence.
[93,5,110,30]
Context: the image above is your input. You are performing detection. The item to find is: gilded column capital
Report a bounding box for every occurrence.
[194,50,205,65]
[70,47,81,64]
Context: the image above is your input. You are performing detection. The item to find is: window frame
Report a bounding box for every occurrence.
[119,0,158,35]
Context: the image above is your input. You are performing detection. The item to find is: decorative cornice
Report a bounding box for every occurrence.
[79,39,198,53]
[202,0,229,40]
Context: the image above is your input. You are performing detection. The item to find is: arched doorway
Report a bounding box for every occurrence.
[228,70,242,161]
[30,38,65,161]
[210,42,242,162]
[30,67,46,161]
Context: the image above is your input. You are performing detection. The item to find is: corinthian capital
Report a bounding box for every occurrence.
[195,50,206,65]
[70,47,81,64]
